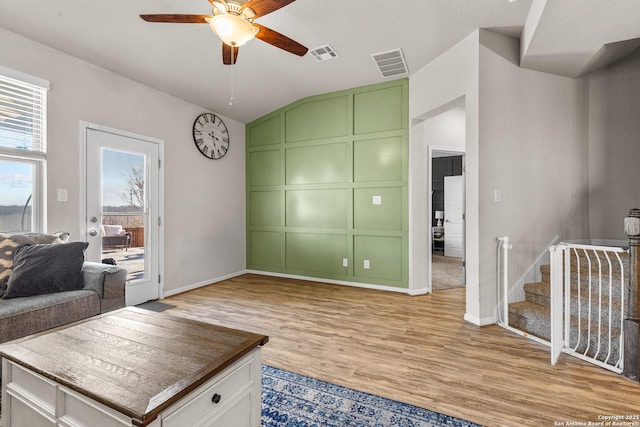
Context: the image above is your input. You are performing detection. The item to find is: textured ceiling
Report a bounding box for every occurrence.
[0,0,638,123]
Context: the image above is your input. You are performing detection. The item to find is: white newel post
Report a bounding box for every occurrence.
[549,244,565,365]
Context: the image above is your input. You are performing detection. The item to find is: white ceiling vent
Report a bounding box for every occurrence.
[372,48,409,78]
[310,45,339,62]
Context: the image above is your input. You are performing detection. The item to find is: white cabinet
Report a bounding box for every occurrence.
[2,349,262,427]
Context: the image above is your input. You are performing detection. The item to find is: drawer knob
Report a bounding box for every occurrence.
[211,393,222,404]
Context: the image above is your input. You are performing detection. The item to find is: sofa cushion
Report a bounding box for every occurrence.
[0,290,100,344]
[102,224,126,236]
[3,242,89,299]
[0,232,70,295]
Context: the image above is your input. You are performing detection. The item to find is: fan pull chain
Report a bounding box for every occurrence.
[229,47,236,106]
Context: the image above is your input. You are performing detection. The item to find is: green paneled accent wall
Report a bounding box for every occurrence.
[286,233,348,275]
[354,137,402,182]
[250,191,281,226]
[353,187,403,230]
[285,95,349,143]
[286,189,349,229]
[246,78,409,288]
[250,231,282,268]
[354,85,404,135]
[354,236,403,281]
[286,143,349,184]
[248,115,280,147]
[248,150,280,186]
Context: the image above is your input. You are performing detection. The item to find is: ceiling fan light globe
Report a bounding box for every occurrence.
[209,14,257,47]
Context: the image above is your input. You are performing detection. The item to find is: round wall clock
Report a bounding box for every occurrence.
[192,113,230,160]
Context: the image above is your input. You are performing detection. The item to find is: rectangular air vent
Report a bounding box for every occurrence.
[372,48,409,78]
[310,44,339,62]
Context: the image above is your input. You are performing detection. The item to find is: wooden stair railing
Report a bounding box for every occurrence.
[623,208,640,381]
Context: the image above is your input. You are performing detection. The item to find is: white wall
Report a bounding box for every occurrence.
[418,107,466,150]
[478,30,589,321]
[586,48,640,239]
[409,30,482,322]
[0,27,246,295]
[410,29,591,325]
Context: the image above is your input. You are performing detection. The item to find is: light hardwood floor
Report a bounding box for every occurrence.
[164,274,640,427]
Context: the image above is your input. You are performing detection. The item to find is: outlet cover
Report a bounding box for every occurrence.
[364,259,370,269]
[342,258,348,267]
[372,195,382,205]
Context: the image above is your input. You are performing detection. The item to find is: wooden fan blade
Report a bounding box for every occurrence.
[222,43,240,65]
[140,14,210,24]
[242,0,295,18]
[254,24,308,56]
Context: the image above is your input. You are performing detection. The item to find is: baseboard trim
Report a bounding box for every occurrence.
[464,313,496,326]
[245,270,427,296]
[163,269,430,298]
[163,270,247,298]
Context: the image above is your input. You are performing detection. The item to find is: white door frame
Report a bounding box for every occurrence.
[427,145,465,292]
[79,121,165,302]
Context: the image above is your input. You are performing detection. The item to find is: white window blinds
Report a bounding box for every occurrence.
[0,74,47,154]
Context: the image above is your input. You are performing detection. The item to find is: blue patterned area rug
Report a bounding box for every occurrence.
[262,365,483,427]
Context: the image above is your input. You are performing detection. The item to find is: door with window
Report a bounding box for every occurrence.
[83,124,162,306]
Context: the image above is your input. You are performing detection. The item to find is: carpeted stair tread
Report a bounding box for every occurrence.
[508,301,550,341]
[508,301,622,363]
[524,280,624,326]
[539,254,628,285]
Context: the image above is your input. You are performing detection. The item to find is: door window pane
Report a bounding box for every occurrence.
[0,159,34,232]
[101,148,146,282]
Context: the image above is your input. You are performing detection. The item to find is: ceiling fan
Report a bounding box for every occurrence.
[140,0,308,65]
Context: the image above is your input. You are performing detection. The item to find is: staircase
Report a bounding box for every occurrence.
[508,250,628,367]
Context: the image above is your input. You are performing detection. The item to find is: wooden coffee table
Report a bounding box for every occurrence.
[0,307,268,427]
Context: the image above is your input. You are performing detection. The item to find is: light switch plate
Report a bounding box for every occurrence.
[372,195,382,205]
[57,189,68,202]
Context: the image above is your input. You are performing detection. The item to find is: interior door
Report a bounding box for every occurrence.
[84,125,162,306]
[444,175,464,258]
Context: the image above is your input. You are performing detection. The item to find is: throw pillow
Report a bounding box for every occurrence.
[0,232,70,295]
[2,241,89,299]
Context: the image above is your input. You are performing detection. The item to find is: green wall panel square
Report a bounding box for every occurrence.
[250,191,281,226]
[249,115,281,146]
[285,96,348,142]
[249,149,280,186]
[353,85,403,135]
[354,187,402,230]
[354,137,403,182]
[286,143,349,184]
[354,235,402,281]
[286,233,347,274]
[286,189,348,229]
[250,231,281,267]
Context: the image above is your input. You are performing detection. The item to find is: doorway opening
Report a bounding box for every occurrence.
[420,104,466,293]
[430,150,465,290]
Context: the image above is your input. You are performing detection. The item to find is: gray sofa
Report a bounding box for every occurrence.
[0,233,127,345]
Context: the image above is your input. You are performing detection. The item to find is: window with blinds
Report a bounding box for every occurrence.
[0,74,47,154]
[0,70,48,233]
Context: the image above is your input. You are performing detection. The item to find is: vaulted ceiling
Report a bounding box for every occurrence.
[0,0,638,123]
